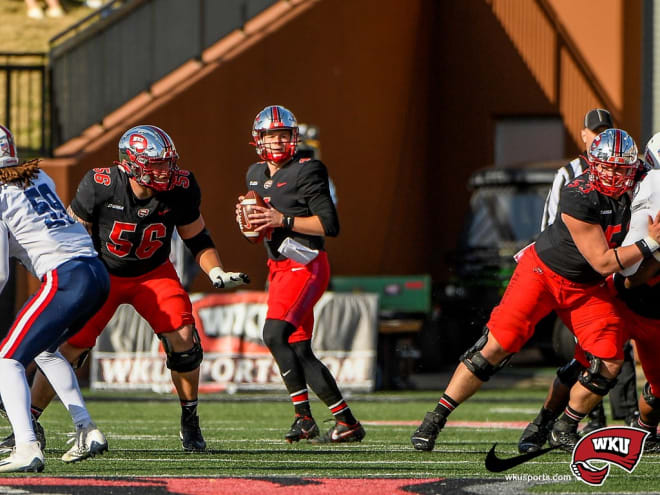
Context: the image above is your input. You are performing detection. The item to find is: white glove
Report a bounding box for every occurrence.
[209,267,249,289]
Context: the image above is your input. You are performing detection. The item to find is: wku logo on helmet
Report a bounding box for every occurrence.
[571,427,648,486]
[129,134,147,153]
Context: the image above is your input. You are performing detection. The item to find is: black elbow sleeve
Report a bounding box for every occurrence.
[320,214,340,237]
[308,195,339,237]
[182,228,215,258]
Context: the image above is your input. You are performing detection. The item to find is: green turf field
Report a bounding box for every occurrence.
[0,375,657,494]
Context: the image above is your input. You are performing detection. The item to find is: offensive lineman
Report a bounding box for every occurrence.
[411,129,660,452]
[0,125,109,472]
[25,125,249,455]
[236,105,365,443]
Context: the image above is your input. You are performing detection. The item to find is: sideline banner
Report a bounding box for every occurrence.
[91,291,378,392]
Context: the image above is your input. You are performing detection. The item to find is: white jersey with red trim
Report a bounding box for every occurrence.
[0,170,97,284]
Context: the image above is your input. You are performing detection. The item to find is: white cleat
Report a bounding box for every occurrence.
[61,422,108,463]
[0,441,44,473]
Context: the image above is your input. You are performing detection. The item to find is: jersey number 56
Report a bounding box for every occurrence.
[107,221,166,259]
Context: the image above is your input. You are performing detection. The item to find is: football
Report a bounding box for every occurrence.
[238,190,267,243]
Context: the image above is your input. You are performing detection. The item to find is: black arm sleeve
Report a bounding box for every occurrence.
[182,228,215,258]
[298,161,339,237]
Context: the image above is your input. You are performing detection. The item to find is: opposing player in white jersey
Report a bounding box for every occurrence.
[607,139,660,452]
[0,125,110,472]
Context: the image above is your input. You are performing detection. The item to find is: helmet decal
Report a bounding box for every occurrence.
[128,134,148,153]
[0,125,19,169]
[117,125,179,192]
[587,128,639,197]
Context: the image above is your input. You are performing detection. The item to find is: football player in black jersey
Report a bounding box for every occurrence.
[411,129,660,453]
[235,105,365,443]
[26,125,248,454]
[521,109,639,450]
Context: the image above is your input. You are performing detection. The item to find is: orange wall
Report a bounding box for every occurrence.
[46,0,435,293]
[24,0,639,302]
[549,0,623,112]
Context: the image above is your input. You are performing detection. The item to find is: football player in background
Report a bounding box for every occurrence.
[235,105,364,443]
[411,128,660,452]
[24,125,248,455]
[0,125,109,472]
[541,109,614,230]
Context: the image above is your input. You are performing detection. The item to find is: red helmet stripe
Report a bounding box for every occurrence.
[614,129,621,158]
[148,125,172,152]
[272,106,280,126]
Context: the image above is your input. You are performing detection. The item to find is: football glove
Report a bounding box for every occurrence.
[209,267,249,289]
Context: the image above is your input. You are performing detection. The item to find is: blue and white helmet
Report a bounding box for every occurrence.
[0,125,19,169]
[644,132,660,170]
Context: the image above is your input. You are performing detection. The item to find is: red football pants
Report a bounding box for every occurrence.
[68,260,194,349]
[604,278,660,396]
[488,246,626,361]
[266,251,330,343]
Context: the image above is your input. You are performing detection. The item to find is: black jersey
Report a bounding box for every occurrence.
[245,155,339,261]
[535,172,630,284]
[613,273,660,320]
[70,166,201,277]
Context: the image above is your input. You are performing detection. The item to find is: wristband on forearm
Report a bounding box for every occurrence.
[282,215,294,231]
[635,237,660,259]
[614,248,625,270]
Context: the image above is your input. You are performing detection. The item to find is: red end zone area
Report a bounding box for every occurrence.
[0,477,443,494]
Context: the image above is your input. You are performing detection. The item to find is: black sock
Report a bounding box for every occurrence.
[290,389,312,417]
[637,416,658,433]
[181,399,198,423]
[557,406,586,428]
[533,406,557,426]
[330,400,357,425]
[30,406,43,420]
[433,393,459,418]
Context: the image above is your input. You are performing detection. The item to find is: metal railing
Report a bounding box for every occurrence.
[49,0,278,148]
[0,53,49,157]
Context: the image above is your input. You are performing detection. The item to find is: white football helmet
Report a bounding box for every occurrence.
[0,125,19,168]
[644,132,660,170]
[251,105,299,164]
[118,125,179,192]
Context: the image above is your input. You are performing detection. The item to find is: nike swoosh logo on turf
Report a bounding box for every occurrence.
[484,443,559,472]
